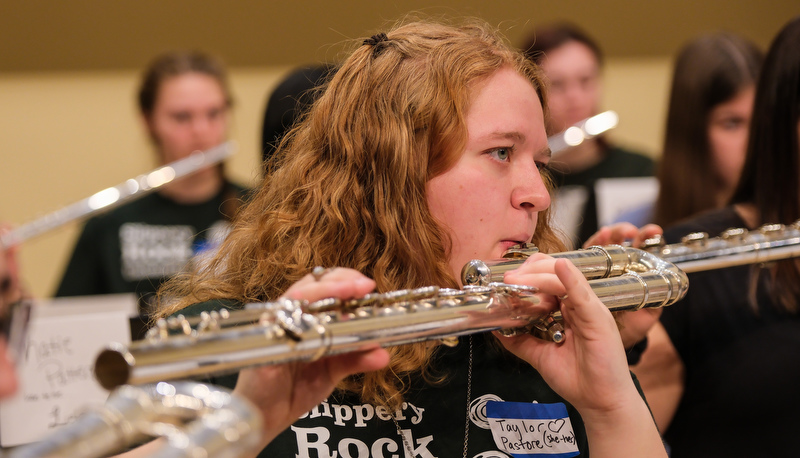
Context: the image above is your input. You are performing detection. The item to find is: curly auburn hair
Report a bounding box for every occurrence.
[157,17,564,408]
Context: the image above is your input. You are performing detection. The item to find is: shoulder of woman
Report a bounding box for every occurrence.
[171,298,242,318]
[662,206,740,244]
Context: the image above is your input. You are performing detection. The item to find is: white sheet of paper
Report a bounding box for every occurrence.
[0,294,136,447]
[595,177,659,227]
[551,185,589,249]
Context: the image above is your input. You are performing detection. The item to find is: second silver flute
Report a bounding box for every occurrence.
[94,246,686,390]
[462,221,800,284]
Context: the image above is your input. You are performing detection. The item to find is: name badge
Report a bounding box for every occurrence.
[486,401,579,458]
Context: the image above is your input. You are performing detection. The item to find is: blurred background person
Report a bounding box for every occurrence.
[615,32,763,228]
[521,22,654,247]
[54,51,248,336]
[632,16,800,457]
[261,64,336,170]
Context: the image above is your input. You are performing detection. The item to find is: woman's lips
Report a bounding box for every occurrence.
[500,240,527,252]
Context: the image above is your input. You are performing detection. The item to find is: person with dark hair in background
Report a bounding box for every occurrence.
[157,18,668,457]
[55,51,248,331]
[261,64,336,168]
[521,23,654,247]
[632,17,800,457]
[615,33,763,228]
[653,33,762,228]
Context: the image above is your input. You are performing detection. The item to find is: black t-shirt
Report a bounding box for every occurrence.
[265,333,590,457]
[177,299,655,458]
[660,207,800,457]
[55,182,247,302]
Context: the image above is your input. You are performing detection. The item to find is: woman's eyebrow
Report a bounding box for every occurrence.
[481,130,526,143]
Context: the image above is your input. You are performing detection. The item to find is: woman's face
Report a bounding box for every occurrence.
[427,67,551,281]
[146,72,230,165]
[707,85,755,191]
[538,41,601,133]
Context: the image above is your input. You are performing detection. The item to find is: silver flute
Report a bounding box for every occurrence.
[93,221,800,390]
[463,221,800,282]
[0,141,235,248]
[5,381,262,458]
[94,244,687,390]
[547,110,618,154]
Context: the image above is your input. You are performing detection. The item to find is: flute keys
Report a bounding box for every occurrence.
[196,310,225,333]
[640,234,664,250]
[531,316,565,343]
[681,232,709,246]
[274,299,322,340]
[146,318,170,341]
[759,223,785,235]
[306,297,341,313]
[721,227,748,241]
[488,283,539,304]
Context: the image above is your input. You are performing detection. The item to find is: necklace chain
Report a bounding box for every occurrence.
[392,335,473,458]
[462,335,473,458]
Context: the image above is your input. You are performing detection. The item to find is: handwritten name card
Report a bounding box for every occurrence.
[487,401,579,458]
[0,294,136,447]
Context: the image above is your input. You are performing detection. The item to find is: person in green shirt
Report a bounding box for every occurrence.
[55,51,247,335]
[522,23,654,247]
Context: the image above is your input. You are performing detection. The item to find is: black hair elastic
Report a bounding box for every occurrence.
[363,32,389,58]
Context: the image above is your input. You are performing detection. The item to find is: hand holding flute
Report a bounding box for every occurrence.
[582,222,666,348]
[499,256,663,452]
[234,267,390,449]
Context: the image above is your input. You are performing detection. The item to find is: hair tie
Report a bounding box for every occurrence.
[363,32,388,46]
[363,32,389,58]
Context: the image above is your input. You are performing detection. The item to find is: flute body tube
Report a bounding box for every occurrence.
[464,221,800,280]
[0,141,235,248]
[94,245,688,390]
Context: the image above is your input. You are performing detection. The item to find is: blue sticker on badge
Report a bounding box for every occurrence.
[486,401,579,458]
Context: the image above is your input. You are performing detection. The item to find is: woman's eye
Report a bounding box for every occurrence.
[489,147,511,161]
[714,116,746,131]
[722,119,744,130]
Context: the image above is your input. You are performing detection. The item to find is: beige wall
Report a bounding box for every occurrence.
[1,58,672,298]
[2,1,795,72]
[603,57,673,155]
